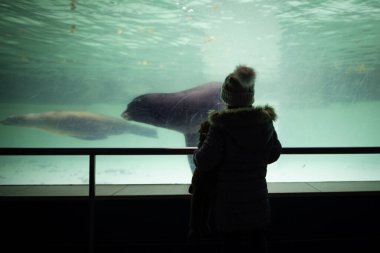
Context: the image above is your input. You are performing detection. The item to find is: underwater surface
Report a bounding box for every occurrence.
[0,0,379,184]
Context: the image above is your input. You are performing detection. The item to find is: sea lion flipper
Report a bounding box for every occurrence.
[123,122,158,139]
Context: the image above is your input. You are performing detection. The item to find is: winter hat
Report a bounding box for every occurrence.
[220,65,255,107]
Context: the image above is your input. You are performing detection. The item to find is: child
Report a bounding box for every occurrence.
[188,120,218,241]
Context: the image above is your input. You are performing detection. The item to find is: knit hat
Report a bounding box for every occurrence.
[220,65,255,107]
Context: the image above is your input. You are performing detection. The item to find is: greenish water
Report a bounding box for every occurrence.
[1,101,379,184]
[0,0,379,184]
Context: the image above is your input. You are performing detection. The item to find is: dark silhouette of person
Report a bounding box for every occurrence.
[188,120,216,241]
[188,65,282,252]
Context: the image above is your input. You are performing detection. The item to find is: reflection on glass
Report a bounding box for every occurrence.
[0,156,88,184]
[268,154,380,182]
[96,155,192,184]
[2,154,378,185]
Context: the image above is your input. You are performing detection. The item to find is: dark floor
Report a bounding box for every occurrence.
[1,181,380,197]
[1,182,380,253]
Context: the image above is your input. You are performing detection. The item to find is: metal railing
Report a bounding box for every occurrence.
[1,147,380,198]
[1,146,380,252]
[2,147,380,199]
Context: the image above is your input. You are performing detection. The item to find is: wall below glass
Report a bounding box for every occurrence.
[0,154,379,185]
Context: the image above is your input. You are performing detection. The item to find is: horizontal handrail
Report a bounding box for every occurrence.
[0,147,380,155]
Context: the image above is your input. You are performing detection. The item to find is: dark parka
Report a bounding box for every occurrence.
[193,105,281,232]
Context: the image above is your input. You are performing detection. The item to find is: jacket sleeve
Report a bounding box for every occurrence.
[193,126,224,172]
[267,129,282,164]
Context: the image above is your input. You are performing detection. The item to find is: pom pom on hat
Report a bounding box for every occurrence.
[221,65,255,107]
[234,65,255,89]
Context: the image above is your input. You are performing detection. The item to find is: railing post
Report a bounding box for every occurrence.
[89,154,96,253]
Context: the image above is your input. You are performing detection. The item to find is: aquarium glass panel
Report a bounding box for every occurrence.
[0,1,379,184]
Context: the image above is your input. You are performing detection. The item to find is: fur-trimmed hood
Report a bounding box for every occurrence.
[208,105,277,127]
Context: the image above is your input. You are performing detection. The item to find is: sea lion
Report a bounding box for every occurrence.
[0,111,158,140]
[121,82,225,171]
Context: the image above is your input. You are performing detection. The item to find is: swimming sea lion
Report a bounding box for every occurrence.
[0,111,158,140]
[121,82,225,171]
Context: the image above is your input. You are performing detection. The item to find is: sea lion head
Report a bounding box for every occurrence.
[122,93,167,128]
